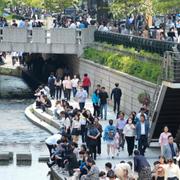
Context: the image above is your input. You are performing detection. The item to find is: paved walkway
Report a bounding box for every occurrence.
[1,54,161,173]
[50,98,160,168]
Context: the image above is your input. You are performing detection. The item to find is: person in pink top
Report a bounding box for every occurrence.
[159,126,171,155]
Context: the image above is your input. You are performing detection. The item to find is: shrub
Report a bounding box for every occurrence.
[138,91,151,106]
[83,48,161,83]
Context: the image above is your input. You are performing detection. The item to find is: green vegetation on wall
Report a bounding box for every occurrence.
[83,48,161,83]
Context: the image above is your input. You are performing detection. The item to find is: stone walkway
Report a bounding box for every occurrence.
[2,54,161,176]
[49,98,161,167]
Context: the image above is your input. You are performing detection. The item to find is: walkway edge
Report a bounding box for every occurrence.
[25,105,59,135]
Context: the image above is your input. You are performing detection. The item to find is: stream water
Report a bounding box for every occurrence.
[0,75,52,180]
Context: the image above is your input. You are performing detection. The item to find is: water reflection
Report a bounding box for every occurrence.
[0,75,32,98]
[0,99,51,180]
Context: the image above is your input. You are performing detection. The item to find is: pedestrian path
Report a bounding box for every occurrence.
[29,97,161,166]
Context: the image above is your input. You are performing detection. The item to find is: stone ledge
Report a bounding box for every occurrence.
[32,103,60,130]
[25,105,59,135]
[16,154,32,161]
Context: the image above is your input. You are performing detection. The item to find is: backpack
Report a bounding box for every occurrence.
[108,127,115,139]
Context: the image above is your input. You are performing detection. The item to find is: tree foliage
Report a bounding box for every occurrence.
[153,0,180,14]
[43,0,73,12]
[110,0,150,19]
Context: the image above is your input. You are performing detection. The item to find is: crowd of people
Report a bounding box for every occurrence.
[32,71,180,179]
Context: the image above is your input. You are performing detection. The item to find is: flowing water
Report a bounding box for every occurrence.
[0,75,52,180]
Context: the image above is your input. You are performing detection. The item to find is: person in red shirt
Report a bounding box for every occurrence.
[82,73,91,95]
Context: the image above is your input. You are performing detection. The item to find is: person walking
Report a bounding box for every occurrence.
[92,89,100,117]
[103,119,116,159]
[82,73,91,95]
[71,75,79,97]
[134,150,151,180]
[123,117,135,156]
[163,135,178,161]
[136,114,149,156]
[116,112,126,151]
[111,83,122,114]
[159,126,172,156]
[48,72,56,99]
[75,86,88,111]
[99,87,109,120]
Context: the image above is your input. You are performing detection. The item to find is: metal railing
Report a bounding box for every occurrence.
[94,30,180,55]
[163,51,180,83]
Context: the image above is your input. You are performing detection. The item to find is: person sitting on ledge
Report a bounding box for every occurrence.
[41,95,52,112]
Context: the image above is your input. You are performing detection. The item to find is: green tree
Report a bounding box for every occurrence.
[153,0,180,14]
[110,0,149,19]
[43,0,79,13]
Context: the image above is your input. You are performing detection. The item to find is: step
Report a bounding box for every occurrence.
[25,105,59,134]
[32,104,60,130]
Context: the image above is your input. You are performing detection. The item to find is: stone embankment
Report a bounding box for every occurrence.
[25,102,69,180]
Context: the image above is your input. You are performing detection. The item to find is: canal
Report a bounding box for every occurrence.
[0,75,51,180]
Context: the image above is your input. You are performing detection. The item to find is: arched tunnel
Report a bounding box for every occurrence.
[22,53,80,90]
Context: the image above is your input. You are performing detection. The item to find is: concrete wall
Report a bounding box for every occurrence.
[78,58,156,114]
[0,27,96,55]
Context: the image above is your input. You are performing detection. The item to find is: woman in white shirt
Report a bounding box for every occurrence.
[71,75,79,97]
[123,118,135,156]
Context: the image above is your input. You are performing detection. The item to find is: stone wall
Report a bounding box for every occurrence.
[78,58,156,114]
[0,66,22,77]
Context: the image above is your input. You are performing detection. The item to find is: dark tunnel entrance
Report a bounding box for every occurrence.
[22,53,80,90]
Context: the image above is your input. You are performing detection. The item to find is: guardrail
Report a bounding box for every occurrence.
[94,31,180,55]
[163,51,180,83]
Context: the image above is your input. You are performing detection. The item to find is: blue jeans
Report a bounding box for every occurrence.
[72,87,77,97]
[100,103,107,120]
[79,102,85,111]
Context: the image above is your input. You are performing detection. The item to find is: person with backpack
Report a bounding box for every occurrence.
[48,72,56,99]
[103,119,116,159]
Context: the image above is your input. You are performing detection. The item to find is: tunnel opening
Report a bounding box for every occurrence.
[22,53,80,90]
